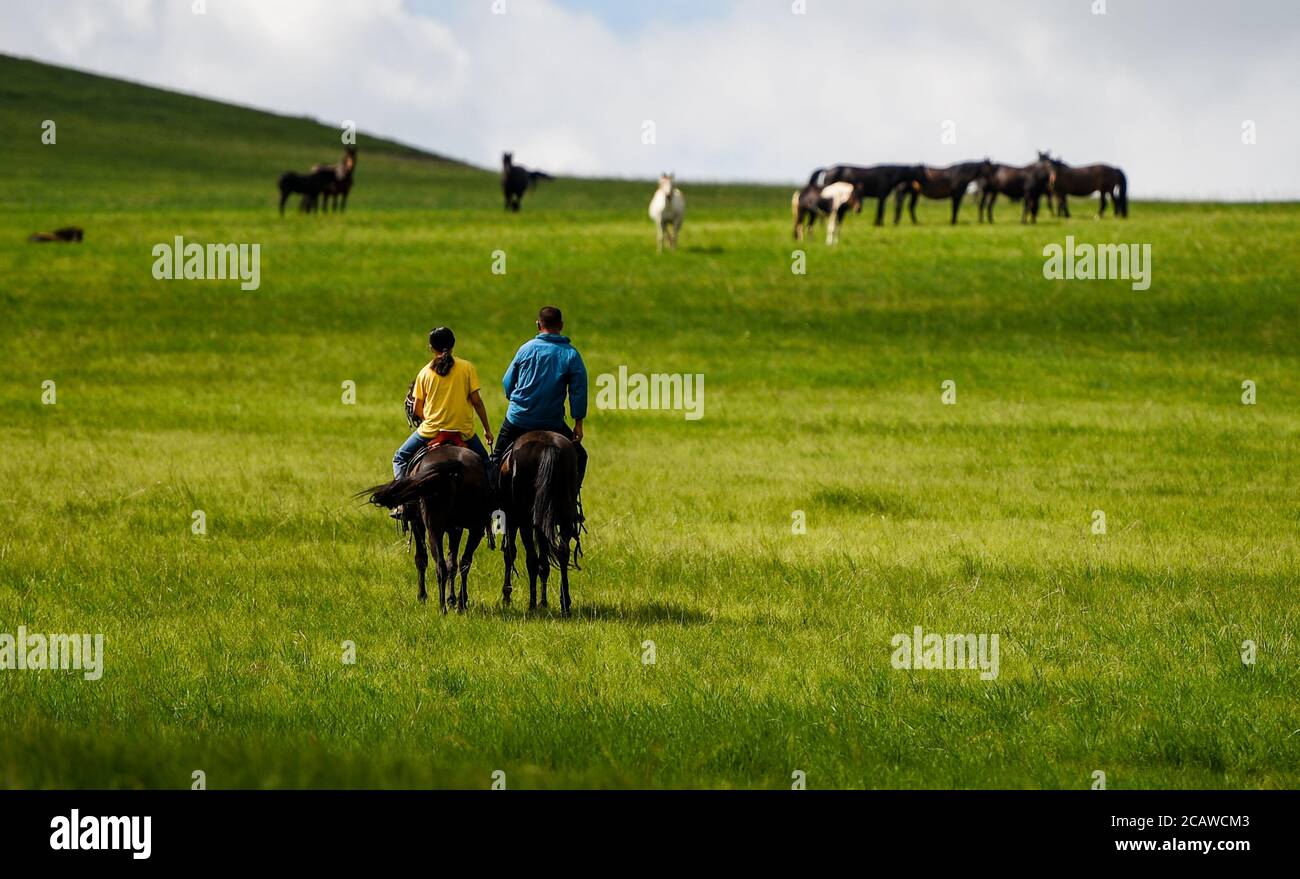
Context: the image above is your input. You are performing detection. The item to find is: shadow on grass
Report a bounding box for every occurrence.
[682,245,724,254]
[466,598,712,626]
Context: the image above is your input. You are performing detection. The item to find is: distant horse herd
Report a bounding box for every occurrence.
[270,145,1127,254]
[795,151,1128,244]
[277,146,357,215]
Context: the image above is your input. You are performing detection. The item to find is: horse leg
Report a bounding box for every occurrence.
[446,528,462,611]
[426,521,448,613]
[279,188,290,216]
[502,521,517,605]
[987,192,998,224]
[557,533,571,617]
[459,527,484,612]
[535,527,550,608]
[950,193,962,225]
[434,533,450,613]
[893,189,905,225]
[909,190,919,225]
[412,513,428,603]
[520,526,540,610]
[656,221,664,254]
[874,196,886,226]
[1098,190,1108,218]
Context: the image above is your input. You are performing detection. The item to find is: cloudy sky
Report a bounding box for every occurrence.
[3,0,1298,198]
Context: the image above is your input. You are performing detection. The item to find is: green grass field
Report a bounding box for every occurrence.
[2,54,1298,789]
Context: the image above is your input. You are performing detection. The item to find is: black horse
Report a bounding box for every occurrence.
[361,444,493,612]
[497,431,582,615]
[1022,158,1057,223]
[893,160,996,225]
[307,147,357,213]
[276,157,338,214]
[501,152,554,212]
[977,161,1056,224]
[809,164,925,226]
[1037,151,1128,218]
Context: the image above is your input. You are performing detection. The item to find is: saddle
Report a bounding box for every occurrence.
[407,431,466,473]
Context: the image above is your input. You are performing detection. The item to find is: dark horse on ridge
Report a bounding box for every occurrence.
[307,147,357,213]
[894,159,996,225]
[502,152,554,212]
[361,443,493,612]
[1038,151,1128,218]
[977,159,1056,224]
[497,431,583,615]
[278,147,354,216]
[810,164,926,226]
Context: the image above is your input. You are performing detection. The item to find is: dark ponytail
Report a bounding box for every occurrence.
[429,326,456,376]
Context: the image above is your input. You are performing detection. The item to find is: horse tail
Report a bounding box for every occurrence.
[1115,169,1128,217]
[358,461,462,510]
[529,171,554,188]
[532,445,579,570]
[807,167,826,188]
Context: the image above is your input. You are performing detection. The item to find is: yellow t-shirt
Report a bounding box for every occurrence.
[413,358,480,439]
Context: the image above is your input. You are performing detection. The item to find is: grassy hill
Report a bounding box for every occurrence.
[1,53,1298,789]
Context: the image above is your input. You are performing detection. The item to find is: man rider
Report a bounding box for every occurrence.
[489,306,588,501]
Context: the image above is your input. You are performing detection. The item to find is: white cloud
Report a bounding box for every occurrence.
[2,0,1297,198]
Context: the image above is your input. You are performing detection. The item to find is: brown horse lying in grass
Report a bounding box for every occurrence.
[498,431,582,615]
[362,444,493,612]
[28,226,83,242]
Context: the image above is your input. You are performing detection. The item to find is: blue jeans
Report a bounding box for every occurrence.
[393,431,488,479]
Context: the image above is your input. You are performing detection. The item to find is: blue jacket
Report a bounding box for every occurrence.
[503,334,588,429]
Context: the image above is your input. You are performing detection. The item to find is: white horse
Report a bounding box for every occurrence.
[649,173,685,253]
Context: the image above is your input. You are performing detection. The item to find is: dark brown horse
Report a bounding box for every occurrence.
[278,147,352,216]
[497,431,582,615]
[308,147,357,213]
[502,152,554,212]
[362,444,492,612]
[1021,159,1057,223]
[894,159,996,225]
[28,226,83,242]
[1038,151,1128,218]
[977,161,1056,224]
